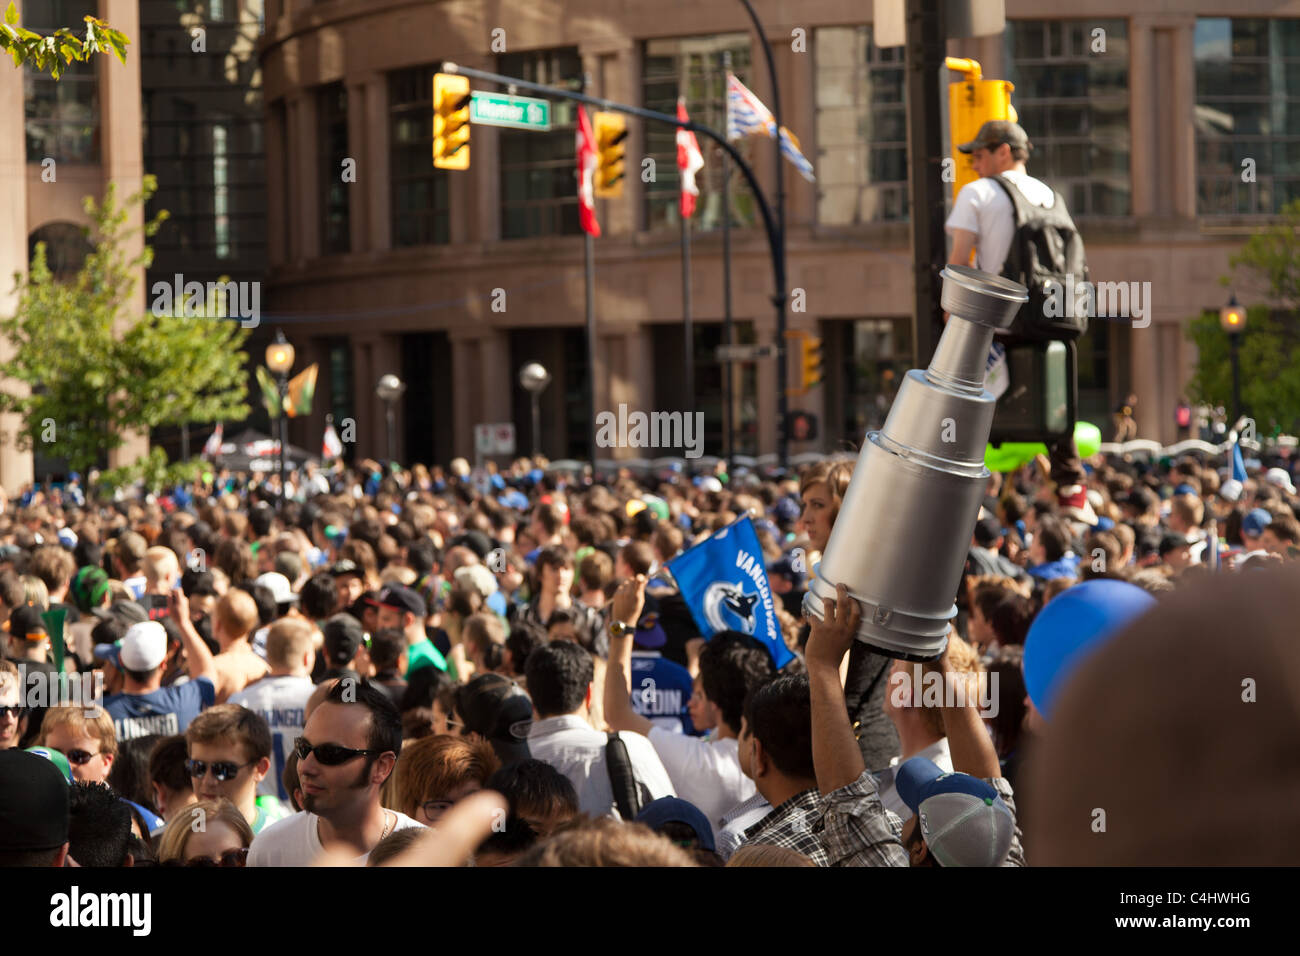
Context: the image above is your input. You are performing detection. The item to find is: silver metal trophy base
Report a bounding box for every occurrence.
[802,569,954,662]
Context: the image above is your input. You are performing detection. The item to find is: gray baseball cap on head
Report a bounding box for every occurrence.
[958,120,1031,155]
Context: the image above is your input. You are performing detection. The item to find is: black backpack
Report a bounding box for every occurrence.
[992,174,1089,341]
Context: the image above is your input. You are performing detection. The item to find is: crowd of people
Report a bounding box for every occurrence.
[0,439,1296,868]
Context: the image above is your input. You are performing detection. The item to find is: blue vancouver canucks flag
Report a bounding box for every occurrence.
[667,516,794,669]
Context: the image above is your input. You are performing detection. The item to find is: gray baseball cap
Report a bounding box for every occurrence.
[958,120,1031,155]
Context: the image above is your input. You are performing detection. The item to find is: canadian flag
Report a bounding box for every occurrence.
[323,421,343,459]
[676,98,705,220]
[576,106,600,237]
[201,423,223,458]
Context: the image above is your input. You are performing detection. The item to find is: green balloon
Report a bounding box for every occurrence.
[985,443,1039,472]
[1075,421,1102,458]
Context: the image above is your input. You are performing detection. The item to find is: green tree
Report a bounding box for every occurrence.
[1186,199,1300,436]
[0,176,250,487]
[1,2,128,78]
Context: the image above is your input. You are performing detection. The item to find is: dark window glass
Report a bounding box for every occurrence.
[1195,18,1300,216]
[642,34,758,233]
[815,25,909,224]
[389,65,451,247]
[498,48,584,239]
[1004,19,1131,217]
[319,83,350,254]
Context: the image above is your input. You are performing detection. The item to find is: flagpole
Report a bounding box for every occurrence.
[681,211,694,476]
[721,51,735,467]
[583,74,598,479]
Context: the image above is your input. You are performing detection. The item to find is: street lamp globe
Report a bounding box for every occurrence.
[266,330,295,374]
[519,362,551,394]
[1219,295,1247,334]
[376,374,406,402]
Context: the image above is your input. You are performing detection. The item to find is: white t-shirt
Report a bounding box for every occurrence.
[527,715,676,820]
[247,809,423,867]
[229,675,314,802]
[646,727,755,841]
[877,737,953,820]
[944,170,1056,275]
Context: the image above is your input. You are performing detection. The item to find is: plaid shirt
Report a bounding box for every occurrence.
[740,788,831,866]
[822,770,910,867]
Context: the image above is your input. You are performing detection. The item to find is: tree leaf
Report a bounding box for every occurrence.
[4,3,16,26]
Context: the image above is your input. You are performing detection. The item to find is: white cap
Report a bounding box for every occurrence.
[1265,467,1296,495]
[120,621,168,672]
[254,572,298,606]
[698,476,723,493]
[455,564,499,598]
[1218,478,1244,503]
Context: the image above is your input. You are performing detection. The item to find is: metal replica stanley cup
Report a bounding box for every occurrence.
[803,265,1028,661]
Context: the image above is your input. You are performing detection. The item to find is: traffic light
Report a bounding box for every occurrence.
[801,335,823,391]
[946,57,1017,201]
[433,72,471,170]
[593,111,628,199]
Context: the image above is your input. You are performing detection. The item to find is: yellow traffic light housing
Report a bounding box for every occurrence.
[784,330,823,396]
[946,57,1017,201]
[433,72,471,170]
[802,335,824,391]
[593,111,628,199]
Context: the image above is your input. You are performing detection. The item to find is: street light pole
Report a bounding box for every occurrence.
[265,330,296,512]
[376,374,407,465]
[1220,294,1247,424]
[519,363,552,460]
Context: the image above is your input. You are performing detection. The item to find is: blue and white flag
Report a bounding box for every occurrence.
[1232,437,1247,483]
[726,73,816,183]
[667,516,794,669]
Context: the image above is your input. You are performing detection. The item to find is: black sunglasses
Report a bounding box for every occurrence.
[0,705,24,718]
[293,737,385,766]
[163,848,248,868]
[59,748,99,766]
[186,758,253,782]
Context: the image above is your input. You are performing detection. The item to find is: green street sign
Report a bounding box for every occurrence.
[469,91,552,131]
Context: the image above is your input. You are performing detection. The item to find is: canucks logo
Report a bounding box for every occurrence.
[703,582,760,635]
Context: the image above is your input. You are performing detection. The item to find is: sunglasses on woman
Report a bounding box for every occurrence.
[293,737,386,766]
[0,705,24,718]
[186,759,254,782]
[58,748,100,766]
[163,848,248,868]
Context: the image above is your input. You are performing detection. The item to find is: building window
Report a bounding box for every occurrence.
[213,123,231,259]
[28,223,93,281]
[389,66,451,247]
[823,318,913,449]
[1196,18,1300,215]
[498,48,583,240]
[1003,19,1131,217]
[642,34,758,233]
[815,26,908,224]
[319,83,350,254]
[23,1,100,164]
[652,321,759,456]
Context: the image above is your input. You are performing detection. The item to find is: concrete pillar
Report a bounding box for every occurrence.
[1129,19,1157,218]
[345,78,368,254]
[363,76,391,252]
[449,333,479,460]
[1169,18,1198,220]
[101,0,149,471]
[0,0,32,491]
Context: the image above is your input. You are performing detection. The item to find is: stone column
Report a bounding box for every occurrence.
[0,1,31,491]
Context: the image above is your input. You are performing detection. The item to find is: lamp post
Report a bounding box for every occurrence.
[265,330,295,510]
[376,374,406,464]
[1219,294,1247,424]
[519,363,551,459]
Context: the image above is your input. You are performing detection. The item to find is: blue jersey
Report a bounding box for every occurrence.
[104,677,216,741]
[630,653,697,736]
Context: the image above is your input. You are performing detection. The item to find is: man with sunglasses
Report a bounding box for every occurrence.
[248,679,422,865]
[0,660,24,750]
[186,704,291,835]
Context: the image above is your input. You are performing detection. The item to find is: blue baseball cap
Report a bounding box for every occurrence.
[1242,508,1273,539]
[1173,483,1198,497]
[497,490,530,511]
[635,797,716,852]
[895,757,1015,867]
